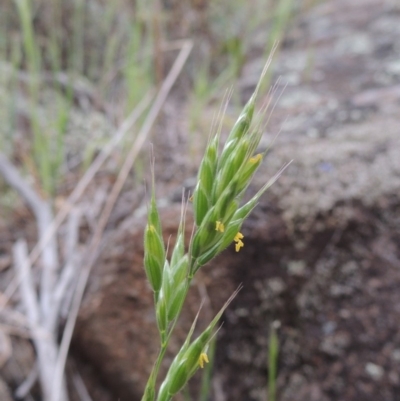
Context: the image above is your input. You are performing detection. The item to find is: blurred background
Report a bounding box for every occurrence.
[1,0,400,400]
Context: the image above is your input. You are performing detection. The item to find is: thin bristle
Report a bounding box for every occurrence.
[253,41,279,97]
[215,87,234,142]
[258,160,293,196]
[261,118,287,157]
[179,188,188,234]
[264,80,287,130]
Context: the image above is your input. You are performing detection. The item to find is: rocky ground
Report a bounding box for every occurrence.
[1,0,400,400]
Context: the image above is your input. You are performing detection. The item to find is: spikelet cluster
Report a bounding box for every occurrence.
[142,57,288,401]
[189,65,283,276]
[157,290,240,401]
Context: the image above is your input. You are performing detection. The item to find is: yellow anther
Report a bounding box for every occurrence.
[189,195,194,202]
[149,224,156,232]
[215,221,225,232]
[249,154,262,164]
[235,239,244,252]
[234,232,244,242]
[199,352,209,369]
[234,232,244,252]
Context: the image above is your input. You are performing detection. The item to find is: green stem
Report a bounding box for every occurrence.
[141,280,191,401]
[141,342,168,401]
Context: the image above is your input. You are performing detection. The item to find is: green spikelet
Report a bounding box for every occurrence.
[143,175,165,297]
[144,223,165,294]
[217,91,256,170]
[157,288,241,401]
[193,135,218,225]
[193,181,209,226]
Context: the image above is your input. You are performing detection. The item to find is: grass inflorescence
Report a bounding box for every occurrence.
[142,58,290,401]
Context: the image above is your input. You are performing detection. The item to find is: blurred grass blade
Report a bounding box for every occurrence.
[268,321,280,401]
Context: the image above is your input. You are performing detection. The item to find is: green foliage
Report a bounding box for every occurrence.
[1,0,155,196]
[14,0,39,76]
[124,21,154,112]
[13,0,70,196]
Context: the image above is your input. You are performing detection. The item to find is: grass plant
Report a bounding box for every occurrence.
[141,59,289,401]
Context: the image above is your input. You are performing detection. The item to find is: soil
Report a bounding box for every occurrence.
[1,0,400,400]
